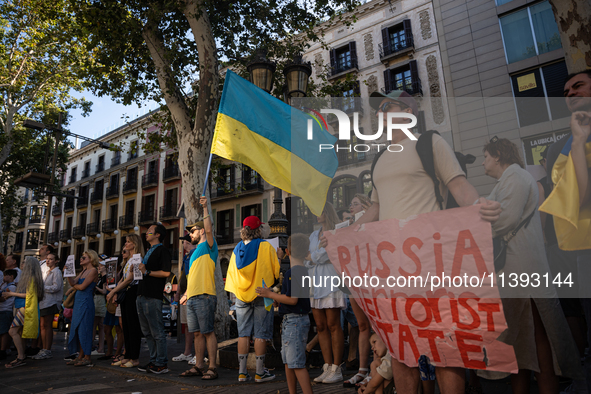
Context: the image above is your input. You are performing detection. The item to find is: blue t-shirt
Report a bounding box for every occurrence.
[183,249,196,275]
[279,265,311,315]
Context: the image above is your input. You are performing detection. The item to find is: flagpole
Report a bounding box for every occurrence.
[202,152,213,196]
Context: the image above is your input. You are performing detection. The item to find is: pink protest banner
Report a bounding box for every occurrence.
[324,205,518,373]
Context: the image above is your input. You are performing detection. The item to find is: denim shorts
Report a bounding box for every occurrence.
[186,294,217,334]
[235,297,274,340]
[281,314,310,369]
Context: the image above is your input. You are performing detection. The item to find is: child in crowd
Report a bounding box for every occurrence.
[0,270,18,360]
[256,234,313,394]
[357,332,394,394]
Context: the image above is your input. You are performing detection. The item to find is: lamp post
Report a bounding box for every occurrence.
[247,51,311,248]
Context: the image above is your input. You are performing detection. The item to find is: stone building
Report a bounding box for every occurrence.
[5,188,47,262]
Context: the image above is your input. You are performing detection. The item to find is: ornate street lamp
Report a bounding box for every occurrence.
[247,51,311,249]
[246,49,276,93]
[283,55,312,98]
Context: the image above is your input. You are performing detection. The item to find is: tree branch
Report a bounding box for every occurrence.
[141,18,193,133]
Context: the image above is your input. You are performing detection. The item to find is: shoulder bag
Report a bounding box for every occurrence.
[493,208,536,272]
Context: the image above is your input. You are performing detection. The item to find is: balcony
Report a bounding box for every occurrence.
[77,196,88,209]
[111,155,121,167]
[211,176,265,201]
[378,35,414,62]
[102,218,117,233]
[329,59,358,79]
[159,203,178,221]
[122,179,137,194]
[119,214,135,230]
[163,164,180,182]
[216,233,234,245]
[29,215,43,224]
[106,184,119,199]
[52,204,61,216]
[69,174,77,184]
[138,209,156,225]
[81,168,90,179]
[17,218,26,228]
[96,162,105,173]
[64,199,75,212]
[90,190,103,204]
[337,145,379,168]
[47,231,58,244]
[381,77,422,97]
[59,229,71,241]
[142,172,158,189]
[86,222,100,236]
[72,225,85,239]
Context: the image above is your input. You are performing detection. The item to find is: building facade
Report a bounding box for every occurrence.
[5,188,47,262]
[433,0,571,195]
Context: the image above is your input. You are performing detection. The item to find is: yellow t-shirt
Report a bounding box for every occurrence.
[371,133,464,220]
[186,240,218,298]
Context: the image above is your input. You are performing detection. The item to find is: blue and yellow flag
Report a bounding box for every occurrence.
[212,70,338,216]
[225,239,280,303]
[539,135,591,251]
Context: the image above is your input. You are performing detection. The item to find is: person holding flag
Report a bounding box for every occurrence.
[225,216,280,383]
[179,196,219,380]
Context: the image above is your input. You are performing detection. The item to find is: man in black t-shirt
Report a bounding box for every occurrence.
[136,223,172,374]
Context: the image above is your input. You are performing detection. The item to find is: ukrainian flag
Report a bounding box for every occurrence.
[539,135,591,251]
[212,70,338,216]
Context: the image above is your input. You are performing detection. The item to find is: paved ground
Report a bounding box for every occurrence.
[0,331,557,394]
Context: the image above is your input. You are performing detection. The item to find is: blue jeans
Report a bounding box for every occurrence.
[186,294,217,334]
[136,295,167,366]
[235,297,274,340]
[281,314,310,369]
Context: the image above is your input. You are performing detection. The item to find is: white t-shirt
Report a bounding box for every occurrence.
[40,259,49,277]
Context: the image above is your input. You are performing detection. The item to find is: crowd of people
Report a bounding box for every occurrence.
[0,70,590,394]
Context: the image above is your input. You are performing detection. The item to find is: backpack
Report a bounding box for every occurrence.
[370,130,475,209]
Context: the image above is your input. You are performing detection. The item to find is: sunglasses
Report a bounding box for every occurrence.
[377,101,407,113]
[490,136,499,143]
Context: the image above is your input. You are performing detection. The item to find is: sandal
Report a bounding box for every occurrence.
[66,358,81,365]
[120,361,139,368]
[74,359,92,367]
[343,369,369,388]
[355,375,372,388]
[179,367,203,377]
[5,358,26,368]
[202,367,218,380]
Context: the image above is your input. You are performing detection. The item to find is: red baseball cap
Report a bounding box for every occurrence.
[243,216,263,230]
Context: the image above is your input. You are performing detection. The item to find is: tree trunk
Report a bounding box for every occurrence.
[180,0,230,342]
[549,0,591,72]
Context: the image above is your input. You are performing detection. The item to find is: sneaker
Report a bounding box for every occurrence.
[137,362,155,372]
[172,353,193,362]
[32,350,53,360]
[255,369,275,383]
[91,350,105,356]
[64,353,79,361]
[188,356,196,365]
[238,372,252,382]
[148,364,169,374]
[314,363,330,383]
[322,364,343,384]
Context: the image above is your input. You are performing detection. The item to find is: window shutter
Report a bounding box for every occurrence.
[381,27,390,54]
[403,19,413,46]
[409,60,420,95]
[329,49,336,70]
[383,69,392,94]
[349,41,358,68]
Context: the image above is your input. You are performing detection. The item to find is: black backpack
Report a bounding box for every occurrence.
[370,130,475,209]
